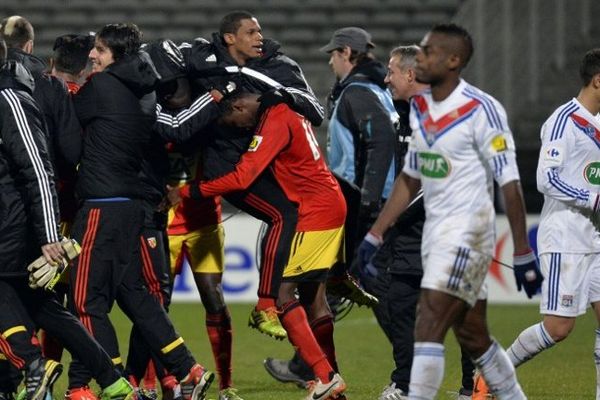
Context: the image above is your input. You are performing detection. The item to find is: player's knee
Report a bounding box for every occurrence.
[454,327,490,356]
[545,322,574,343]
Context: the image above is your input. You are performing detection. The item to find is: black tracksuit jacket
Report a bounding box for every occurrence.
[183,33,325,179]
[0,61,61,276]
[73,52,159,199]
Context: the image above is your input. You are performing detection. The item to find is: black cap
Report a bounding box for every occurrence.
[320,27,375,53]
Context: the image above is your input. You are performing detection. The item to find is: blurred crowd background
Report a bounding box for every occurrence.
[4,0,599,211]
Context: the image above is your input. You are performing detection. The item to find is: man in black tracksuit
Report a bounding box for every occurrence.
[0,17,82,231]
[181,11,325,336]
[66,24,213,399]
[0,41,130,400]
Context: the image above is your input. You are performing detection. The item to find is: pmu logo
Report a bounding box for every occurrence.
[419,152,451,178]
[584,162,600,185]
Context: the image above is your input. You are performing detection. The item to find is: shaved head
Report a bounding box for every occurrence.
[430,23,473,69]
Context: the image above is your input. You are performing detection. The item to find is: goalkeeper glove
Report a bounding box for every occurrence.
[513,249,544,299]
[28,238,81,290]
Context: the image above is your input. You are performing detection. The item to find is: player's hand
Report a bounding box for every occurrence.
[210,81,237,102]
[357,231,383,279]
[513,250,544,299]
[257,88,292,115]
[30,239,81,290]
[41,242,65,265]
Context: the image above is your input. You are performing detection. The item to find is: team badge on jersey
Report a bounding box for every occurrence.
[248,135,263,152]
[147,237,157,249]
[491,135,507,152]
[584,162,600,185]
[419,152,451,178]
[561,294,573,308]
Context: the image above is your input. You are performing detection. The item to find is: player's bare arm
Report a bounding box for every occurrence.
[501,180,530,254]
[370,172,421,238]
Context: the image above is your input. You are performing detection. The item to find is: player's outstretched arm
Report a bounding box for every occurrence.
[370,172,421,239]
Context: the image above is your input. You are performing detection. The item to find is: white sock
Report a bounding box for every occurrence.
[475,340,527,400]
[408,342,444,400]
[595,328,600,400]
[507,322,555,367]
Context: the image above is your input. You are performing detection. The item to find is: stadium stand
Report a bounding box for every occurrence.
[5,0,599,211]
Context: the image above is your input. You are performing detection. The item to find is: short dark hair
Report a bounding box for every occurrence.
[52,34,94,75]
[0,39,6,63]
[580,48,600,86]
[219,90,254,116]
[0,16,34,48]
[96,23,142,61]
[430,23,474,68]
[219,11,255,37]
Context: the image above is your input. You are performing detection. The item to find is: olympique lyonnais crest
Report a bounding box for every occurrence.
[561,294,574,308]
[147,237,157,249]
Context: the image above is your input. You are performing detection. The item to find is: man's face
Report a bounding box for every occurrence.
[227,18,263,62]
[328,49,348,80]
[89,38,114,73]
[384,55,412,101]
[415,32,449,85]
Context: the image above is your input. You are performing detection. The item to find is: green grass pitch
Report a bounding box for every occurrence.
[48,303,596,399]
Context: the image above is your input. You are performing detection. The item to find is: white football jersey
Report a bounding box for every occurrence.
[536,98,600,254]
[404,79,520,255]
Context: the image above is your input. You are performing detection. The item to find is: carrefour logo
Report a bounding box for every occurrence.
[419,152,451,178]
[584,162,600,185]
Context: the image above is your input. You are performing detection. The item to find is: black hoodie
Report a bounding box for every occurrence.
[0,61,61,275]
[73,51,160,199]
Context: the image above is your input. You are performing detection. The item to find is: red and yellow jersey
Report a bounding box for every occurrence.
[198,104,346,232]
[167,145,221,235]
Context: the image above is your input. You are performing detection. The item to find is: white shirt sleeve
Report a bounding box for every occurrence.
[473,100,520,187]
[536,118,600,212]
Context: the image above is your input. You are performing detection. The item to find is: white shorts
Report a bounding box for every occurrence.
[421,245,491,306]
[540,252,600,317]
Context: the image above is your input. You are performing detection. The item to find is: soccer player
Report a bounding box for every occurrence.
[142,39,241,400]
[66,23,213,400]
[362,44,477,400]
[0,37,133,400]
[359,23,542,399]
[497,48,600,398]
[168,92,348,400]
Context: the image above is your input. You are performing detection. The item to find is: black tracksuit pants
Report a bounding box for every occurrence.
[0,277,120,388]
[68,200,195,387]
[125,227,172,384]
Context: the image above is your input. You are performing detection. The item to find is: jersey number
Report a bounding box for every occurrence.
[302,120,320,160]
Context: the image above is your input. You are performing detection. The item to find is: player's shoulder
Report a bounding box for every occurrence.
[460,81,503,109]
[541,99,581,140]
